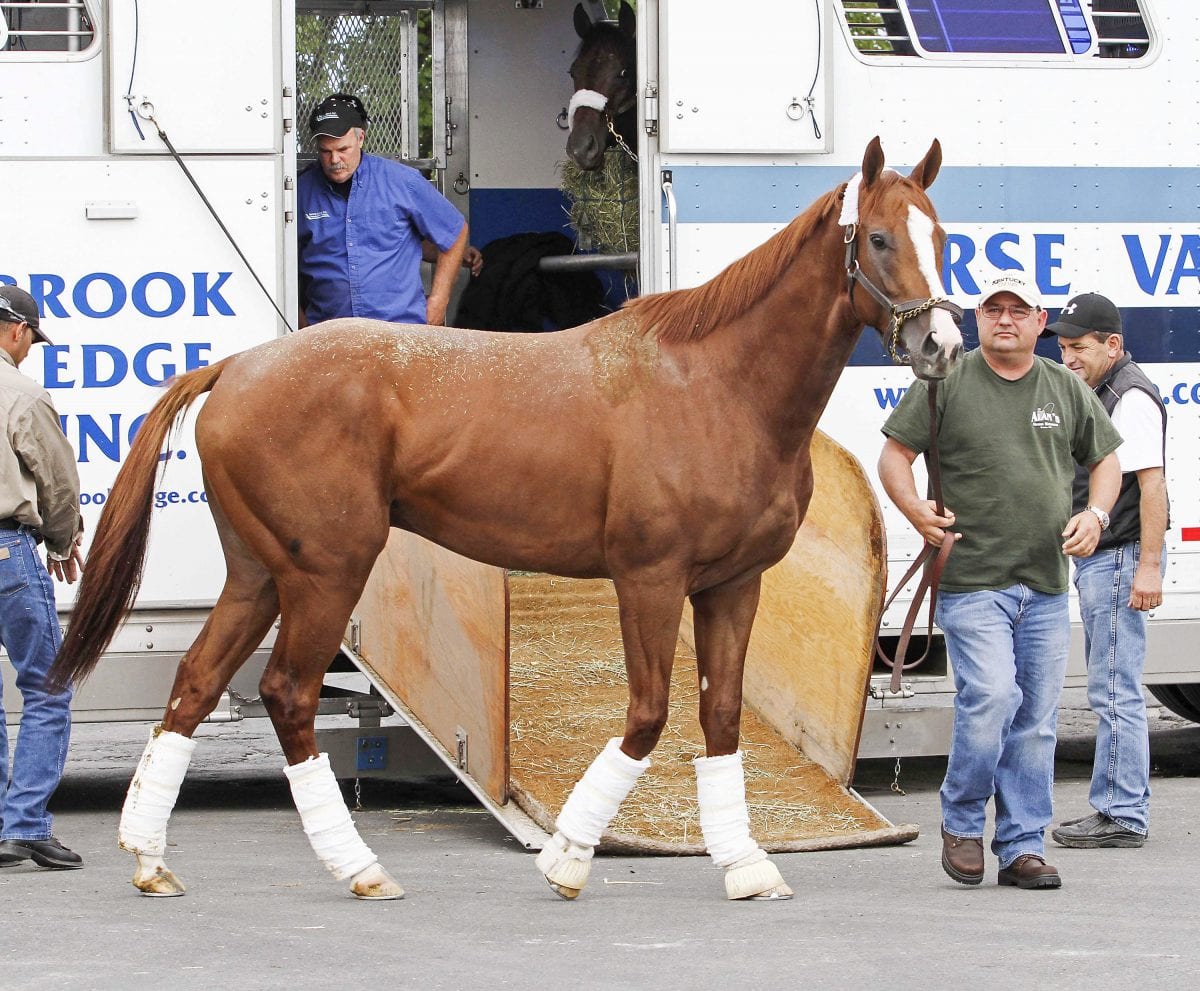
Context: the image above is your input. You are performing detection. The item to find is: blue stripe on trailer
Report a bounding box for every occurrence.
[849,306,1200,368]
[661,166,1200,225]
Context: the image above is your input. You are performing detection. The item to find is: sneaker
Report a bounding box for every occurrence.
[1051,812,1146,849]
[998,854,1061,889]
[940,825,984,885]
[0,837,84,870]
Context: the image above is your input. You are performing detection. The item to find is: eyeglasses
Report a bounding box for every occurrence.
[980,303,1038,321]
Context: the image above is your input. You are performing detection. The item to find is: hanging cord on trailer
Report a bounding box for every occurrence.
[133,101,295,334]
[124,0,146,140]
[804,0,822,141]
[121,0,292,333]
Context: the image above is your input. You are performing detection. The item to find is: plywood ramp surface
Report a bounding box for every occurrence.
[509,573,914,854]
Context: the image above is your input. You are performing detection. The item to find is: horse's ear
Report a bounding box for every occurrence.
[909,139,942,190]
[574,3,592,39]
[861,136,885,187]
[619,1,637,38]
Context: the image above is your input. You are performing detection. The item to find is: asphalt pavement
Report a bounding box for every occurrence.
[2,695,1198,991]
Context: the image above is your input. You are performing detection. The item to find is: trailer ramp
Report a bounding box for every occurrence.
[346,430,918,852]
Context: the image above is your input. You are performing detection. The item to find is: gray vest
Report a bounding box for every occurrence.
[1071,353,1168,550]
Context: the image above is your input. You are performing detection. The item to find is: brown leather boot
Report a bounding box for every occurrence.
[997,854,1061,889]
[940,826,983,885]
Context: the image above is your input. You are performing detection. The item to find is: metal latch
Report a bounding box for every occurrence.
[345,616,361,654]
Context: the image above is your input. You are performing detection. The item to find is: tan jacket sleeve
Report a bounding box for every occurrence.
[13,397,82,557]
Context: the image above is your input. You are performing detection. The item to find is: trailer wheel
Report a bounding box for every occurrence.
[1147,684,1200,724]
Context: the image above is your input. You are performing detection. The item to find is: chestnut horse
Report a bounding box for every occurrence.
[565,1,637,169]
[49,138,961,902]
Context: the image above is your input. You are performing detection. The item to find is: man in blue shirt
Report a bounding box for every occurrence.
[298,93,470,327]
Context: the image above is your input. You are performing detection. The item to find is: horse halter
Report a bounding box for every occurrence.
[843,223,963,365]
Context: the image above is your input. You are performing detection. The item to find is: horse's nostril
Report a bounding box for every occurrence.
[922,335,940,357]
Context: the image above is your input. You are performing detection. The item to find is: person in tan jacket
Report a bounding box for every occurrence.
[0,285,85,870]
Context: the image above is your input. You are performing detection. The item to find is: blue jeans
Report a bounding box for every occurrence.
[0,527,72,841]
[1072,542,1158,835]
[935,585,1069,868]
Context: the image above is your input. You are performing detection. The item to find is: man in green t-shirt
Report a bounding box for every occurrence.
[878,272,1121,891]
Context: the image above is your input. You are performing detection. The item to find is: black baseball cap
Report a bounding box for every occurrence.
[0,285,52,345]
[1042,292,1122,339]
[309,93,368,138]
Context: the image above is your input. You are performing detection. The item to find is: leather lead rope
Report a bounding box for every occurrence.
[876,381,953,694]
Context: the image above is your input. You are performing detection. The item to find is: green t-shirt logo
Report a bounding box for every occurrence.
[1031,403,1062,429]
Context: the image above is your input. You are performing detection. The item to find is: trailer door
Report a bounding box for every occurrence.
[643,0,832,295]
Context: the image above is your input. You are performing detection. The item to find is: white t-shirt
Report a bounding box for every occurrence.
[1110,387,1165,473]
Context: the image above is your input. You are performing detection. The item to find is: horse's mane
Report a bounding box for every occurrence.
[624,185,846,344]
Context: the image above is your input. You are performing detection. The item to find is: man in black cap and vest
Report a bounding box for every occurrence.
[1047,292,1168,850]
[0,285,85,870]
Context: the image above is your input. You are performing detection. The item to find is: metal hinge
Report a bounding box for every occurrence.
[282,86,294,134]
[283,174,294,224]
[869,680,915,700]
[345,616,361,654]
[455,726,469,770]
[643,81,659,136]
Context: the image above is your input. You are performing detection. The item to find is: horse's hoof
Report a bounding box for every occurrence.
[746,883,794,901]
[133,865,186,897]
[535,832,592,899]
[725,858,790,901]
[544,878,583,901]
[350,862,405,900]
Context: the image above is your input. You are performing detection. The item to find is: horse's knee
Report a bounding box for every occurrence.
[161,663,229,733]
[257,670,304,721]
[623,705,668,758]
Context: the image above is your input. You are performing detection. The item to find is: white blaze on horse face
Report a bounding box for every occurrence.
[906,204,963,353]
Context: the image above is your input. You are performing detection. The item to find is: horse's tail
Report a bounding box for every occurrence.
[47,358,231,692]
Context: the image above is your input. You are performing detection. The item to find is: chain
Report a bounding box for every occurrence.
[227,686,263,705]
[606,118,638,162]
[890,756,906,796]
[353,777,363,811]
[888,296,953,365]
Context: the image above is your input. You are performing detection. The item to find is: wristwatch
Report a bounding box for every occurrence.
[1085,505,1110,531]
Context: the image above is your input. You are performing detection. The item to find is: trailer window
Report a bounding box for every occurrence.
[0,0,96,58]
[841,0,1152,61]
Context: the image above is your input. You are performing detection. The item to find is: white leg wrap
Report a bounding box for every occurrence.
[694,751,761,867]
[118,727,196,856]
[567,88,609,130]
[555,738,650,848]
[535,739,649,898]
[284,754,377,881]
[695,751,789,900]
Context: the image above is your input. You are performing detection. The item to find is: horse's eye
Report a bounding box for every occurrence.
[619,69,628,78]
[869,233,888,250]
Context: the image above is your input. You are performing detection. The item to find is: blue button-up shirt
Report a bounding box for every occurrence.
[298,153,465,325]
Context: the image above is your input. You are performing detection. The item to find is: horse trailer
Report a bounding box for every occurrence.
[1,0,1197,803]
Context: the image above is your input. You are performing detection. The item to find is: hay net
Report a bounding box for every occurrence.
[559,149,640,255]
